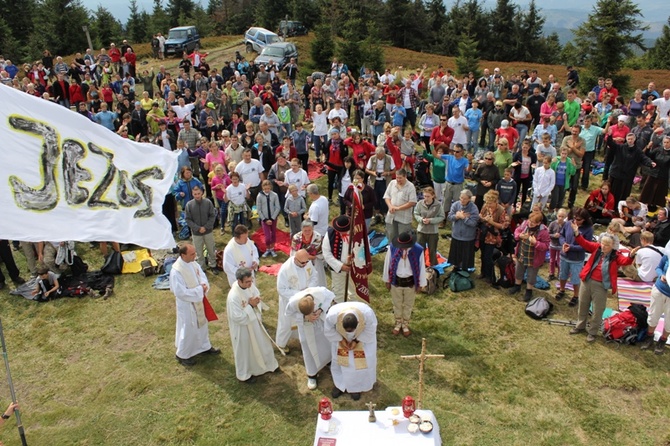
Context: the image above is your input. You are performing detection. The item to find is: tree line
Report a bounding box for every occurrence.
[0,0,668,84]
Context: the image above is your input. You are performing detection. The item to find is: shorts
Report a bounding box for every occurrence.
[648,286,670,328]
[559,258,583,285]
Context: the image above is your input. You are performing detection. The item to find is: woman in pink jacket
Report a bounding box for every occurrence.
[509,211,551,302]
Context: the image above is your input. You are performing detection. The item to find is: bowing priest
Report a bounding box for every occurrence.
[276,249,319,353]
[223,224,260,286]
[286,286,336,390]
[170,244,221,366]
[324,301,377,401]
[226,267,279,383]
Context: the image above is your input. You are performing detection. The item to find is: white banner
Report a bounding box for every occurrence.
[0,84,178,249]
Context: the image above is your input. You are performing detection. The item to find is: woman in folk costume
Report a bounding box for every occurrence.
[324,301,377,401]
[227,267,279,383]
[223,224,260,287]
[275,249,320,353]
[382,231,427,337]
[170,244,220,366]
[285,286,336,390]
[291,221,327,286]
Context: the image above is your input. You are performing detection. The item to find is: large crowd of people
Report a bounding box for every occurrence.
[2,38,670,409]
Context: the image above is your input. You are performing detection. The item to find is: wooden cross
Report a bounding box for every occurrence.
[400,338,445,409]
[365,401,376,423]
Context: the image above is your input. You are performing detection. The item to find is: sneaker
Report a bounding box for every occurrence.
[508,285,521,295]
[640,335,655,350]
[307,377,318,390]
[548,274,557,281]
[654,339,667,355]
[586,334,596,343]
[555,290,565,301]
[262,251,272,258]
[568,296,578,307]
[270,250,277,258]
[569,328,585,335]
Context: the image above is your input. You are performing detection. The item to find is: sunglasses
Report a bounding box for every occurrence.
[484,157,493,160]
[440,119,447,122]
[453,150,462,154]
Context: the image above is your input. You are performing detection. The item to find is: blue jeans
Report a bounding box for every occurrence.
[515,124,528,149]
[467,129,480,152]
[313,133,325,159]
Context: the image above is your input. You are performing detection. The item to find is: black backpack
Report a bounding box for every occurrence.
[525,297,553,320]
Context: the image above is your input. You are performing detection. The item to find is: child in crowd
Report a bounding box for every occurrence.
[33,265,62,302]
[225,172,249,232]
[531,155,555,212]
[549,148,576,214]
[537,133,557,160]
[496,167,517,217]
[257,179,281,257]
[285,184,306,238]
[277,98,291,139]
[210,163,232,233]
[547,208,567,281]
[391,101,406,128]
[464,99,482,152]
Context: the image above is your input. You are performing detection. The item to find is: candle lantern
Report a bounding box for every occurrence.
[319,397,333,420]
[402,395,416,418]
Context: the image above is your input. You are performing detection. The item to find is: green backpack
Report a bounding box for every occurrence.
[444,270,475,293]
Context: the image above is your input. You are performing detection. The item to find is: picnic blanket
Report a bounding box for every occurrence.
[259,263,283,276]
[307,160,326,180]
[251,227,292,255]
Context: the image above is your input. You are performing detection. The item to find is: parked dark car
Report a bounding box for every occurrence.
[278,20,307,37]
[253,42,298,71]
[164,26,200,57]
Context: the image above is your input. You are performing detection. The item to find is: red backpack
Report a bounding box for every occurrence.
[603,310,638,343]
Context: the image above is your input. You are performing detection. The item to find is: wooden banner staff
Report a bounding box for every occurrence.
[343,191,359,303]
[0,319,28,446]
[400,338,445,409]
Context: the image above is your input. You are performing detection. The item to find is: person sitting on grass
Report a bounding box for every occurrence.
[584,180,616,226]
[621,231,663,283]
[611,196,648,247]
[32,265,62,302]
[568,227,635,343]
[509,211,550,302]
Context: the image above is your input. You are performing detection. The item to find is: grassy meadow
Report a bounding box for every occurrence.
[2,34,670,446]
[1,169,670,446]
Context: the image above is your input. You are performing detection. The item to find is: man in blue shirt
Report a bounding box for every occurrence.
[578,115,607,190]
[440,143,473,222]
[94,102,118,131]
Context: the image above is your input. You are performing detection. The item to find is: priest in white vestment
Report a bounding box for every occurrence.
[170,244,220,366]
[223,224,260,286]
[276,249,319,352]
[324,301,377,400]
[285,286,335,390]
[227,267,279,383]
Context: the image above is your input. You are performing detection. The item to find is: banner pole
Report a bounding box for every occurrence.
[343,197,357,303]
[0,319,28,446]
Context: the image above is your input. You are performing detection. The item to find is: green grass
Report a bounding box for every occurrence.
[2,170,670,446]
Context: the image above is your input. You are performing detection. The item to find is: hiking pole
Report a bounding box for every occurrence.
[544,319,576,327]
[0,318,28,446]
